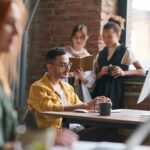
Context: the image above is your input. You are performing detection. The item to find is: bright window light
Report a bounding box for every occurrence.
[132,0,150,11]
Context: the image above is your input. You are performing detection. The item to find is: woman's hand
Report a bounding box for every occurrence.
[96,66,109,79]
[94,96,111,110]
[100,66,109,75]
[112,66,125,78]
[75,68,89,85]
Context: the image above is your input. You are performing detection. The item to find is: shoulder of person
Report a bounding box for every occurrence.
[64,45,73,52]
[123,47,138,62]
[30,80,44,90]
[30,74,46,89]
[125,47,135,55]
[83,48,90,55]
[98,47,107,55]
[118,43,127,50]
[63,45,75,57]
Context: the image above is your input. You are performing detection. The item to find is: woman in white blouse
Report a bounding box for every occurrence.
[64,24,95,102]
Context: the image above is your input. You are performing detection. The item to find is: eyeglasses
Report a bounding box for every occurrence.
[73,36,86,41]
[51,62,72,70]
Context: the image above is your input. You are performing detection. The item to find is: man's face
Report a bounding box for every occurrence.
[50,54,71,79]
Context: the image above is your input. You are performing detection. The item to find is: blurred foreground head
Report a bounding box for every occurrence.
[0,0,27,95]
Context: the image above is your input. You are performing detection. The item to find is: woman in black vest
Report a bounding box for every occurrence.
[92,16,145,109]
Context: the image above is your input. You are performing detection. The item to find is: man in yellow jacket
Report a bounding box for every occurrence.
[27,47,110,129]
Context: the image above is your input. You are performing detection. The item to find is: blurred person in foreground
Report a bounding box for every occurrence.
[0,0,78,149]
[0,0,27,149]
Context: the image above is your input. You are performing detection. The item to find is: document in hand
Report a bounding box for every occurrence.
[69,55,94,72]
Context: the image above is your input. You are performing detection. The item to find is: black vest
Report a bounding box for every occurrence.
[92,44,129,109]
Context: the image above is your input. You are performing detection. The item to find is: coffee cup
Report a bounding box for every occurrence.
[99,102,111,116]
[108,66,116,76]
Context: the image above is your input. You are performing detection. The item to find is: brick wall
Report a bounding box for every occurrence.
[25,0,149,115]
[26,0,118,94]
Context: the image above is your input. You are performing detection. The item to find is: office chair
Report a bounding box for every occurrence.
[22,107,38,129]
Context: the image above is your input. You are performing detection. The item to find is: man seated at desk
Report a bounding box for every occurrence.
[27,47,119,141]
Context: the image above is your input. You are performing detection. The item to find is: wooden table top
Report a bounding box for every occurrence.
[41,109,150,126]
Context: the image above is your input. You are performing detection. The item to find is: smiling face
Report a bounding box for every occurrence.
[72,31,88,51]
[0,2,23,52]
[102,28,119,48]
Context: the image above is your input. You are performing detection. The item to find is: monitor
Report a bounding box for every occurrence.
[137,69,150,104]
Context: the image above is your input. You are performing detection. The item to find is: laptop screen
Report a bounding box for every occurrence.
[137,69,150,104]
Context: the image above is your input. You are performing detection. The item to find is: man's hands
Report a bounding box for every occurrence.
[85,96,111,110]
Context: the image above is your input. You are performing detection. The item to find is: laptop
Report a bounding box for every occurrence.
[137,69,150,104]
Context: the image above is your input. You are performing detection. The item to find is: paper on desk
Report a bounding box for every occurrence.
[137,69,150,104]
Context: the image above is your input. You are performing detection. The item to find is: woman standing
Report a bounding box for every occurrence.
[64,24,95,102]
[92,16,145,109]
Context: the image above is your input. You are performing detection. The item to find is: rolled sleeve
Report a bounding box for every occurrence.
[121,48,137,65]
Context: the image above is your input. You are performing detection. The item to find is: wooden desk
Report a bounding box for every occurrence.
[41,109,150,129]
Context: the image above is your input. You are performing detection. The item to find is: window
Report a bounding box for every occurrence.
[126,0,150,70]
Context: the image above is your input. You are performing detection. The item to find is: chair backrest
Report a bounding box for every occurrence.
[22,107,38,129]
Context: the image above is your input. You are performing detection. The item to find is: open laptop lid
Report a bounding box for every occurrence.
[137,69,150,104]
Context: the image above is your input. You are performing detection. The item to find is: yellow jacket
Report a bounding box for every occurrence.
[27,73,82,129]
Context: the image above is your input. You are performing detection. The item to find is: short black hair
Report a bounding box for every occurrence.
[45,47,66,64]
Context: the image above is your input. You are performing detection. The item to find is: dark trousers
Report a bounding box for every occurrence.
[77,127,124,142]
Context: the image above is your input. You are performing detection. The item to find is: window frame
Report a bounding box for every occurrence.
[118,0,146,81]
[118,0,128,44]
